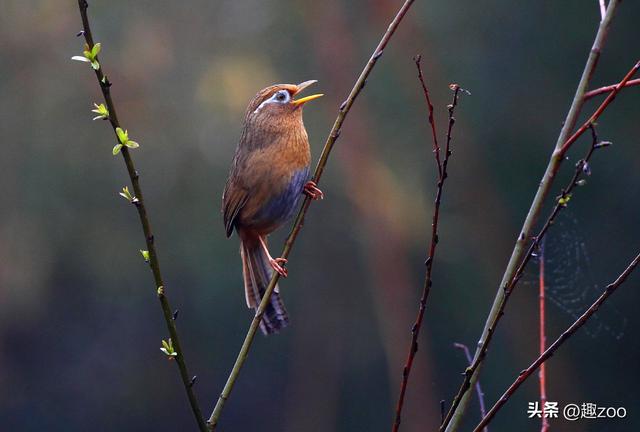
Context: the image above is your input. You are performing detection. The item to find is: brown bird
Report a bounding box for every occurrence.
[222,80,324,335]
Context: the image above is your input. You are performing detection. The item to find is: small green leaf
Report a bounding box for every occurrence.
[119,186,133,201]
[83,50,92,59]
[140,250,150,262]
[112,143,123,155]
[90,60,100,70]
[91,103,109,121]
[115,127,127,144]
[558,194,572,206]
[91,42,101,57]
[160,338,177,358]
[125,140,139,149]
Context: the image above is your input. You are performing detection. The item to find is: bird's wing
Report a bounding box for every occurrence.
[222,177,249,238]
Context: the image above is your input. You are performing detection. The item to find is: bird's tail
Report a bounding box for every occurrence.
[240,238,289,335]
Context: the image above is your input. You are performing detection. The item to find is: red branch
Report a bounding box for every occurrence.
[391,56,464,432]
[472,250,640,432]
[538,241,549,432]
[584,78,640,101]
[558,60,640,156]
[414,55,443,178]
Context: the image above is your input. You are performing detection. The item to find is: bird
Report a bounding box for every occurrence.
[222,80,324,335]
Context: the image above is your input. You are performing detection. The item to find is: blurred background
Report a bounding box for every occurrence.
[1,1,639,431]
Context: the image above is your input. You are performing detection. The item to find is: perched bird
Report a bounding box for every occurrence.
[222,80,324,335]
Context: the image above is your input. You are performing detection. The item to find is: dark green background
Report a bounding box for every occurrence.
[1,1,639,431]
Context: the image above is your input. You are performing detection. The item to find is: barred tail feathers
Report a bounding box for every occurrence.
[240,239,289,335]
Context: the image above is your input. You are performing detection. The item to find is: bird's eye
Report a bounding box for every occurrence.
[275,90,289,103]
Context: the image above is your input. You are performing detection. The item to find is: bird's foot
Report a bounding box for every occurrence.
[303,181,324,200]
[269,257,288,278]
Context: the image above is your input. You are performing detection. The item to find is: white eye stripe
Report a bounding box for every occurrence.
[253,90,291,114]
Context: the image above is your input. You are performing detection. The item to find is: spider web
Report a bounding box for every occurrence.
[524,213,627,340]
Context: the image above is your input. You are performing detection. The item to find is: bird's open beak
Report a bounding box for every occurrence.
[292,80,323,106]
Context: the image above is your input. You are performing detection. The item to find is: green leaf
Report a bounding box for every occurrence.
[112,143,123,155]
[91,42,101,57]
[125,140,139,149]
[160,338,177,358]
[558,193,572,206]
[140,250,150,262]
[90,60,100,70]
[119,186,133,201]
[115,127,127,144]
[91,103,109,121]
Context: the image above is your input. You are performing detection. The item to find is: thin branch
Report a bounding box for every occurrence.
[557,60,640,156]
[453,343,488,432]
[415,55,443,178]
[599,0,607,21]
[391,70,463,432]
[583,78,640,100]
[75,2,206,431]
[206,0,417,429]
[537,240,549,432]
[441,3,623,429]
[472,250,640,432]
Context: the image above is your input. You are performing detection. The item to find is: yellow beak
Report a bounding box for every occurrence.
[292,80,323,106]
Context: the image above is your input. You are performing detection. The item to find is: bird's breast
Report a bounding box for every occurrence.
[234,128,312,233]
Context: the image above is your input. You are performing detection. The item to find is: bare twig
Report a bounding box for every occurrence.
[473,250,640,431]
[584,78,640,100]
[414,55,443,178]
[537,240,549,432]
[441,4,625,429]
[453,343,488,432]
[74,1,206,431]
[599,0,607,21]
[206,1,417,429]
[391,63,464,432]
[557,60,640,156]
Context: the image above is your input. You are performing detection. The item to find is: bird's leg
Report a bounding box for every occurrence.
[303,180,324,200]
[258,235,288,277]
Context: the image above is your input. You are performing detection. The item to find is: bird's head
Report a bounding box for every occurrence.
[244,80,323,126]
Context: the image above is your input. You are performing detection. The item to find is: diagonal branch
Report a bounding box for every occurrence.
[391,59,463,432]
[441,3,625,430]
[472,249,640,431]
[583,78,640,101]
[206,0,417,429]
[453,343,488,432]
[75,2,206,431]
[557,60,640,156]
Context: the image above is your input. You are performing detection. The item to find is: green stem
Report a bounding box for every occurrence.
[206,0,416,429]
[441,2,621,430]
[76,2,207,431]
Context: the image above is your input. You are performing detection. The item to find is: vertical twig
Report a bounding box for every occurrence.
[472,250,640,431]
[599,0,607,21]
[441,4,624,430]
[415,55,443,178]
[74,2,206,431]
[391,55,464,432]
[537,240,549,432]
[453,343,488,432]
[206,1,417,429]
